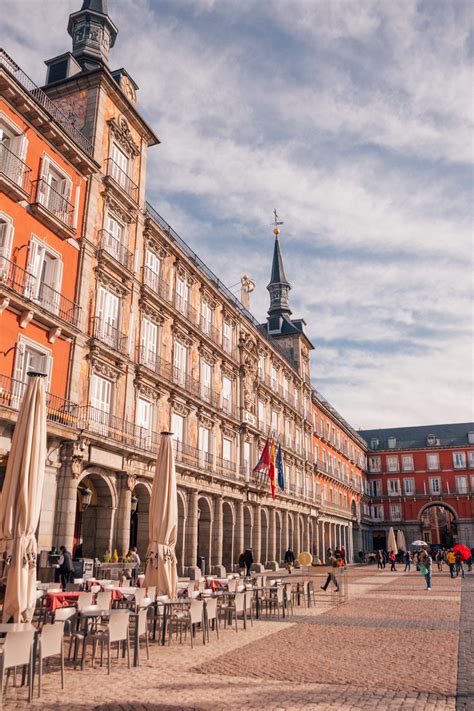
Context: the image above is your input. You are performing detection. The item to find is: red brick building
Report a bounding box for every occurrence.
[360,423,474,550]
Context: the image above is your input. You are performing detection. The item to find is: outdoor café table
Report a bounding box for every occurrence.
[159,599,192,646]
[46,591,91,613]
[76,608,139,669]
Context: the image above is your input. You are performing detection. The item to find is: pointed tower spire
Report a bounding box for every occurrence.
[67,0,118,70]
[267,210,292,320]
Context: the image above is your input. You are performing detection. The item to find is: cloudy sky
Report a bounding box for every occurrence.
[2,0,472,429]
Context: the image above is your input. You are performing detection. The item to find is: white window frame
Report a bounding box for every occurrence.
[386,456,399,472]
[427,453,440,471]
[403,478,415,495]
[456,475,468,494]
[429,476,441,494]
[171,412,185,444]
[402,455,414,472]
[387,478,401,496]
[389,503,402,521]
[453,452,466,469]
[13,335,52,404]
[369,456,381,472]
[0,211,14,277]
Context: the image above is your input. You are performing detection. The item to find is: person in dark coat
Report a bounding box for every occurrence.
[58,546,74,590]
[243,548,253,576]
[284,548,295,573]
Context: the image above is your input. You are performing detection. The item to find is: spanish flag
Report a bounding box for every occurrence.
[269,439,276,499]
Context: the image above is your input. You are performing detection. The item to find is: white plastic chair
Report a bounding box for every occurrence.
[37,622,65,697]
[0,630,35,703]
[96,591,112,610]
[136,609,149,664]
[227,579,237,593]
[87,611,131,674]
[205,597,219,641]
[77,593,94,611]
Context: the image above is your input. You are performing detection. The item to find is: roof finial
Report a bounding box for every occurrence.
[272,208,284,237]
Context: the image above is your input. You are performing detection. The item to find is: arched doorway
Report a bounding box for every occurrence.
[129,483,150,560]
[243,505,252,549]
[222,501,234,572]
[420,503,457,547]
[175,492,186,576]
[275,511,282,563]
[77,473,115,559]
[260,509,269,566]
[197,497,212,574]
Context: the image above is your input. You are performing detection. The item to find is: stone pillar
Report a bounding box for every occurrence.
[305,515,311,553]
[283,511,289,551]
[236,500,244,558]
[252,505,263,571]
[115,475,132,557]
[320,521,325,563]
[54,445,83,550]
[38,462,60,552]
[348,523,354,563]
[269,508,277,565]
[212,496,225,576]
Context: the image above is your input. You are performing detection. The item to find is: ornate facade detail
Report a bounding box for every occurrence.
[171,323,194,348]
[196,408,215,428]
[88,356,121,381]
[220,424,237,440]
[198,343,218,365]
[104,192,135,224]
[174,259,196,286]
[60,440,87,479]
[95,267,128,296]
[143,228,168,259]
[221,365,237,381]
[107,116,140,157]
[170,397,191,418]
[199,285,217,309]
[140,302,164,325]
[135,380,160,401]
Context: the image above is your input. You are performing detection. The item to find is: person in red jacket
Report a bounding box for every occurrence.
[389,550,397,572]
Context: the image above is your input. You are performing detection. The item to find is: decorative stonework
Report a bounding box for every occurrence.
[197,409,214,428]
[95,268,128,296]
[140,302,164,325]
[220,424,236,440]
[175,260,196,286]
[221,365,237,381]
[107,116,140,157]
[198,344,218,365]
[104,193,135,224]
[135,380,160,401]
[89,357,121,381]
[144,229,168,259]
[199,285,217,309]
[172,324,194,348]
[60,441,87,479]
[170,398,191,418]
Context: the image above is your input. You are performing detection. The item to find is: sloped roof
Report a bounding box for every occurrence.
[360,422,474,451]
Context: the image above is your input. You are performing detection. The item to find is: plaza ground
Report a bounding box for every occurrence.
[4,565,471,710]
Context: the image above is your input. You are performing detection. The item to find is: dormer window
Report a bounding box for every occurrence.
[387,436,397,449]
[468,432,474,444]
[370,438,379,449]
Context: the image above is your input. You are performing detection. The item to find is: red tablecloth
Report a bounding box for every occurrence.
[46,589,124,612]
[209,580,228,591]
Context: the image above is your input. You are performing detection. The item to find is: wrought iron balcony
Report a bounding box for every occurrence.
[90,317,128,354]
[31,178,75,236]
[142,266,171,303]
[200,383,219,408]
[78,405,159,453]
[104,158,138,203]
[215,454,236,479]
[0,141,31,200]
[0,373,79,428]
[173,293,199,325]
[99,229,133,272]
[221,396,237,418]
[200,316,221,345]
[0,256,80,327]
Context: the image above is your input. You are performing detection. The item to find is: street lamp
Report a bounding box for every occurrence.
[79,486,92,511]
[130,494,138,514]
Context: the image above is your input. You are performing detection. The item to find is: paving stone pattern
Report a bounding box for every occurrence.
[2,567,469,710]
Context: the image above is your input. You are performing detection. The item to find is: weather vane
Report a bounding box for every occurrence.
[272,208,284,237]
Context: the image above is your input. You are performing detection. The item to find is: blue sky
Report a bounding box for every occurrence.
[2,0,472,428]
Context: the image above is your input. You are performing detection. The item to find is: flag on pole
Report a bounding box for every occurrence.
[253,437,270,473]
[269,439,276,499]
[276,442,284,491]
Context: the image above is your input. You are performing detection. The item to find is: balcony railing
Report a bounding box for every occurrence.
[90,317,128,354]
[0,49,93,157]
[200,316,220,344]
[33,178,74,229]
[105,158,138,203]
[200,384,219,408]
[0,257,80,326]
[99,229,133,272]
[215,454,236,478]
[221,397,237,418]
[78,405,159,453]
[142,266,171,302]
[0,141,31,194]
[0,373,79,427]
[136,345,173,380]
[174,293,199,325]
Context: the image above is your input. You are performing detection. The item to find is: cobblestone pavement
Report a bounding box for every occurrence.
[2,567,468,710]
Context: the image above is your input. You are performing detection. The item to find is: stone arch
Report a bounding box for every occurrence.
[130,481,151,560]
[243,505,253,550]
[418,501,458,520]
[222,500,235,572]
[175,489,187,577]
[417,501,458,547]
[274,510,282,564]
[197,495,213,574]
[260,508,269,566]
[76,470,117,560]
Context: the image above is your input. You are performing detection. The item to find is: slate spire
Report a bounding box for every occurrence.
[267,216,292,319]
[68,0,118,69]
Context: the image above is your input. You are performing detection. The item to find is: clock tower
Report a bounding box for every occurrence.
[67,0,118,70]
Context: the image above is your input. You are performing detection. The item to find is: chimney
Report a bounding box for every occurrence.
[240,275,255,311]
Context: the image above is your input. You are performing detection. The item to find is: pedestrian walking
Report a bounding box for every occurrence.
[436,549,443,571]
[389,550,397,572]
[382,550,388,568]
[320,553,340,592]
[129,546,140,582]
[284,547,295,574]
[455,551,465,579]
[340,546,346,564]
[447,549,456,578]
[58,545,75,590]
[243,548,253,576]
[403,550,411,572]
[376,550,383,570]
[419,547,433,591]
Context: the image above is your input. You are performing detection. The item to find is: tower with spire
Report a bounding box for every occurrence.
[263,211,314,375]
[67,0,118,70]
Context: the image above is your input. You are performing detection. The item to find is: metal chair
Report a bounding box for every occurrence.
[87,611,131,674]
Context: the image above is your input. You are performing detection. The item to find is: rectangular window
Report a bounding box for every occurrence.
[222,321,233,354]
[201,300,212,335]
[369,456,381,472]
[110,142,129,189]
[200,360,212,404]
[25,236,63,314]
[258,355,265,379]
[171,412,184,443]
[222,376,232,414]
[271,410,279,434]
[144,249,161,292]
[453,452,466,469]
[222,437,232,464]
[386,456,399,472]
[427,453,440,470]
[13,338,52,404]
[369,479,381,497]
[0,114,28,186]
[89,373,112,435]
[387,479,401,495]
[295,428,301,454]
[372,504,384,520]
[175,277,189,314]
[456,476,468,494]
[140,317,158,367]
[430,477,441,494]
[283,377,289,399]
[468,452,474,468]
[294,388,299,410]
[243,441,251,477]
[104,213,126,261]
[136,397,152,442]
[285,419,291,446]
[38,156,73,222]
[390,503,402,520]
[271,366,278,390]
[199,426,210,466]
[404,478,415,495]
[258,400,265,430]
[173,341,187,387]
[0,212,14,275]
[402,455,414,471]
[96,286,120,347]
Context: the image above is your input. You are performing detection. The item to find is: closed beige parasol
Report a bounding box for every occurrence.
[144,432,178,598]
[0,373,47,622]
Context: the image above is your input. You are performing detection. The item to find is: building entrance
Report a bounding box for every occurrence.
[420,504,456,547]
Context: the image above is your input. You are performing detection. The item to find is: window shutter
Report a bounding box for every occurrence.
[13,340,25,383]
[25,239,42,299]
